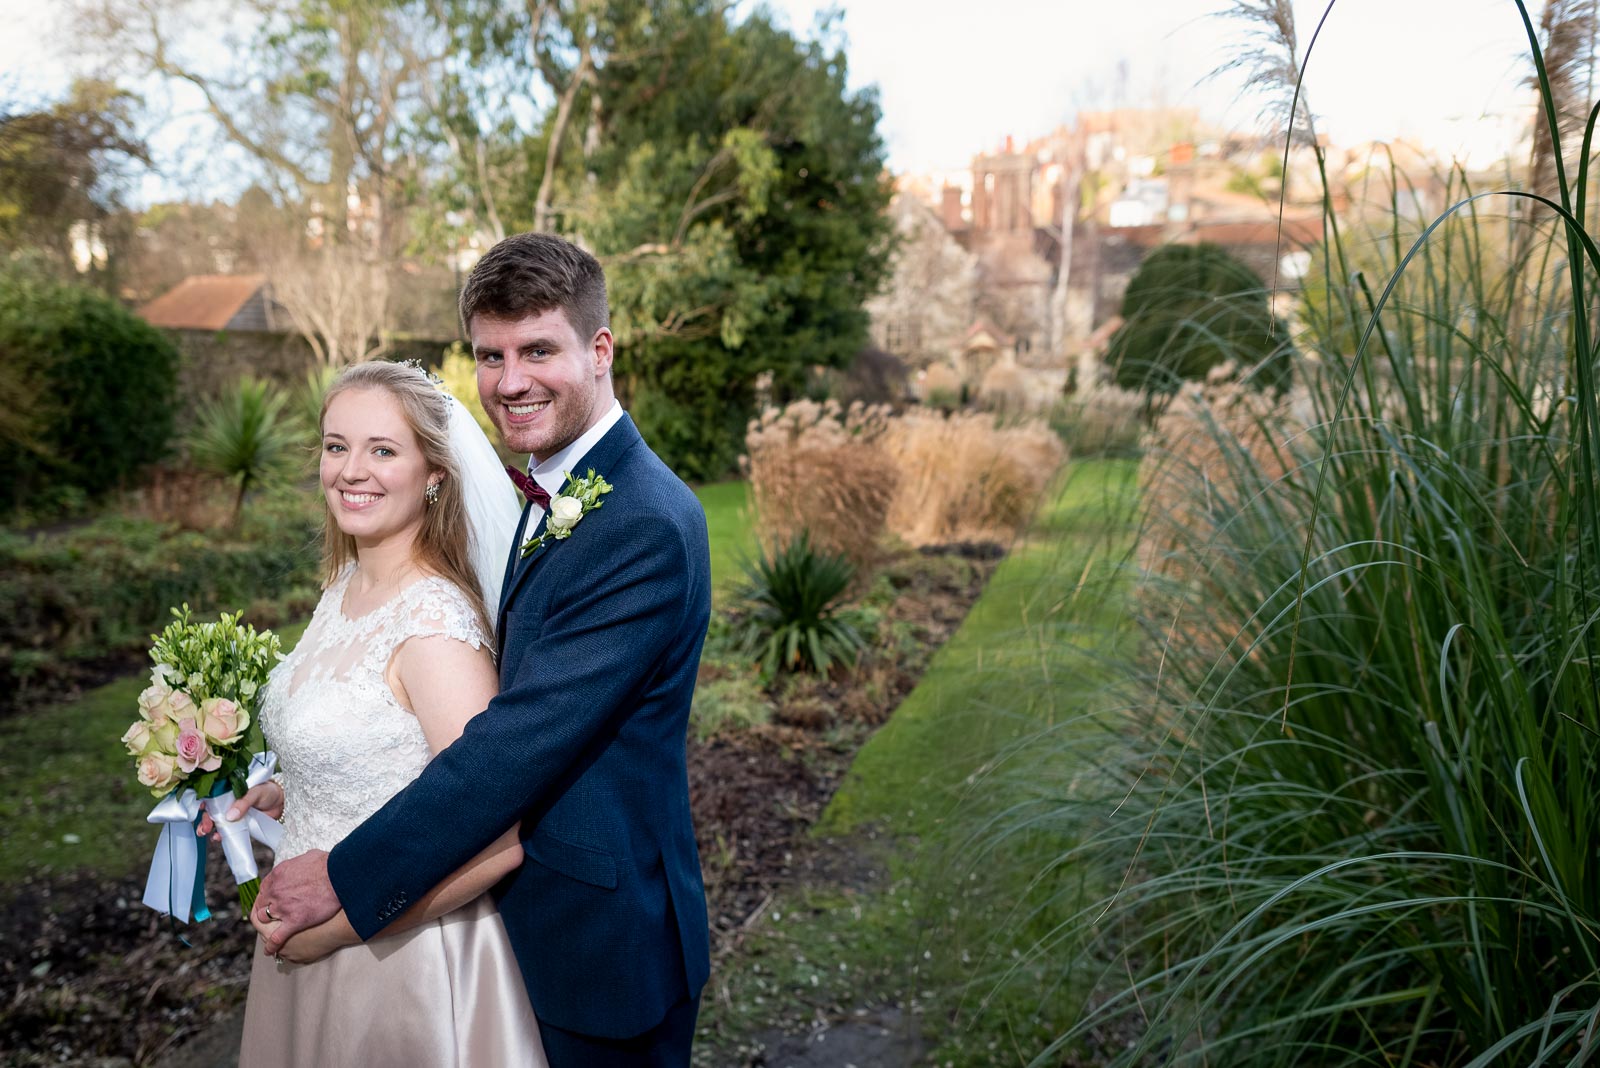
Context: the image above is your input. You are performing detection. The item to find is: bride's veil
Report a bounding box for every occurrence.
[443,395,522,625]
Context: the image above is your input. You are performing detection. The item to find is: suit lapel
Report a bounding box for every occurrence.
[496,502,535,654]
[496,414,644,627]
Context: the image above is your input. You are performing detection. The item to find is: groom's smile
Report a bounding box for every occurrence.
[471,306,615,463]
[504,399,552,422]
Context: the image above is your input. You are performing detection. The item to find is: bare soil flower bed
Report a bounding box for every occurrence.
[0,545,997,1067]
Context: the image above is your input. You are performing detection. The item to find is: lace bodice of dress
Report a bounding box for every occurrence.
[261,564,489,862]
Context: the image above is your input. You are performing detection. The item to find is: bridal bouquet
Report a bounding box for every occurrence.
[126,606,284,922]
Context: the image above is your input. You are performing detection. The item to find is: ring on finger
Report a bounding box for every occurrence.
[262,902,276,923]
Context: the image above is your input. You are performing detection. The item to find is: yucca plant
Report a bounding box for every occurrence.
[190,377,298,527]
[946,4,1600,1065]
[736,531,865,677]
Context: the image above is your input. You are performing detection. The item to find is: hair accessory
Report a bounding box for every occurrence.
[399,358,447,390]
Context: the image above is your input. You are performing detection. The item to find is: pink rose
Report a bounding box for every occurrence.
[199,697,248,746]
[121,720,153,755]
[174,718,221,774]
[168,690,196,719]
[138,752,180,794]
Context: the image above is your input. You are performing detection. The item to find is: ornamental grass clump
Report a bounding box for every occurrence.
[978,360,1031,414]
[882,409,1065,545]
[1051,382,1146,458]
[966,12,1600,1063]
[743,398,897,571]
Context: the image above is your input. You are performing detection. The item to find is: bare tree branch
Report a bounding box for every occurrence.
[265,243,392,366]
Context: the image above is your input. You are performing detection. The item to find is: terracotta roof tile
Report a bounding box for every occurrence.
[138,274,267,331]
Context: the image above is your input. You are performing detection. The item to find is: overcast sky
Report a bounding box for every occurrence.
[754,0,1542,172]
[0,0,1549,196]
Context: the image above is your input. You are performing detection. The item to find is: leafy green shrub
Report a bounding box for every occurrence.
[1108,242,1291,395]
[189,377,299,524]
[736,531,864,677]
[0,499,320,712]
[813,347,911,408]
[630,381,748,483]
[0,265,181,517]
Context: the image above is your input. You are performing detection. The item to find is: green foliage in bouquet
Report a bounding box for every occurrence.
[131,605,282,801]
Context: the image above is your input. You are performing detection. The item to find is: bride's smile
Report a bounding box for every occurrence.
[320,388,441,546]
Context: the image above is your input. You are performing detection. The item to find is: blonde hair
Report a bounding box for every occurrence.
[318,360,494,639]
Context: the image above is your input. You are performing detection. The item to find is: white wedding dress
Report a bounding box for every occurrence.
[239,563,546,1067]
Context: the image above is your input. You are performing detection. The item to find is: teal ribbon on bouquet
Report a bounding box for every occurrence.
[142,751,285,922]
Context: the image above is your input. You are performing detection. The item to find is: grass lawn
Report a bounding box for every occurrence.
[695,480,754,603]
[0,620,311,885]
[824,457,1140,835]
[696,458,1142,1065]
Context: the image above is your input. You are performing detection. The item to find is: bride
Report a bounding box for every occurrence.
[198,360,546,1066]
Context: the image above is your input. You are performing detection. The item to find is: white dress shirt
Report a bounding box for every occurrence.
[526,400,625,514]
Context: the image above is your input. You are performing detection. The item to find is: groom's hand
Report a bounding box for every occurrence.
[255,849,340,954]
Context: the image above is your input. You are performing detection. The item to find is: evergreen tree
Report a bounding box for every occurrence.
[535,2,894,478]
[1109,242,1291,395]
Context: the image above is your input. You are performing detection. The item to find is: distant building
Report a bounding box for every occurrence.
[137,274,285,333]
[882,110,1462,397]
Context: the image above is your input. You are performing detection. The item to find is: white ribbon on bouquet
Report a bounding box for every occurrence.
[142,751,285,922]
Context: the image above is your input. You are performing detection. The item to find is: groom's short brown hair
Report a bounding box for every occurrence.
[458,232,609,341]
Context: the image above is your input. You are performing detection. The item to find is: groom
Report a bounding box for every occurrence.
[258,233,712,1065]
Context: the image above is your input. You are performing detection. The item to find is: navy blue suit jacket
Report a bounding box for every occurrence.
[328,413,712,1040]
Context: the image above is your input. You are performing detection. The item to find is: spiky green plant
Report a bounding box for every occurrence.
[190,377,297,527]
[736,531,864,677]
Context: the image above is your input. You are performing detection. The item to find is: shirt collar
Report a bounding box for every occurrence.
[528,400,624,497]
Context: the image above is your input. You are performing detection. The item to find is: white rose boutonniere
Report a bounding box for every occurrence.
[546,495,584,533]
[521,468,614,557]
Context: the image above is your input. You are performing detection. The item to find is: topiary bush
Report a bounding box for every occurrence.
[0,266,181,518]
[1108,242,1291,396]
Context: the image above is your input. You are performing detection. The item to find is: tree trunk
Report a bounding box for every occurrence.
[533,51,593,233]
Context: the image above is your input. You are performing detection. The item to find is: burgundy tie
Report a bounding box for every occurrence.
[506,466,551,509]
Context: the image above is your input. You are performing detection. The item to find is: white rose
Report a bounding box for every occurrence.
[547,495,584,533]
[122,720,154,755]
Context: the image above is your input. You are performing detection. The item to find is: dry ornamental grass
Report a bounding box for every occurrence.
[919,363,963,408]
[742,399,898,570]
[977,361,1031,414]
[882,409,1065,546]
[743,400,1068,564]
